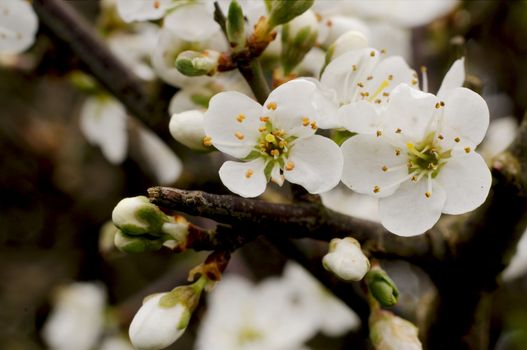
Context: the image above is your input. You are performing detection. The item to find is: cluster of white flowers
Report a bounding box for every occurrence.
[41,282,134,350]
[196,262,360,350]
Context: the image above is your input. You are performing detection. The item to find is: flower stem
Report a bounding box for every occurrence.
[238,60,270,104]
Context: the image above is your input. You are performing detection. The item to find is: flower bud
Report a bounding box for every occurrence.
[226,0,246,52]
[322,237,370,281]
[114,230,165,253]
[326,30,369,62]
[369,309,422,350]
[169,110,210,151]
[129,278,207,350]
[112,196,168,236]
[281,9,318,74]
[268,0,314,28]
[175,50,220,77]
[365,266,400,307]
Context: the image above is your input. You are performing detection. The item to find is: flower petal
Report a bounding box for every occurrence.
[341,134,407,197]
[0,0,38,55]
[79,97,128,164]
[437,87,490,150]
[219,159,268,198]
[320,48,379,104]
[379,179,446,236]
[436,151,491,215]
[116,0,171,23]
[437,57,465,98]
[204,91,262,158]
[265,79,319,138]
[163,3,220,42]
[382,84,438,141]
[338,100,383,134]
[363,55,416,104]
[284,135,343,194]
[303,77,340,129]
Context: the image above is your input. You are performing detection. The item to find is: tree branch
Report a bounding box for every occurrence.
[32,0,173,131]
[148,186,444,265]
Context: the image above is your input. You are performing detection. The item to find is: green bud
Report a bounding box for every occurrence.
[159,276,207,311]
[112,196,169,237]
[365,266,400,307]
[69,71,99,94]
[175,50,220,77]
[280,9,318,74]
[226,0,246,52]
[268,0,314,28]
[114,230,165,253]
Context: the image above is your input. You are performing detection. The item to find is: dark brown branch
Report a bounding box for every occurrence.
[32,0,171,131]
[148,186,444,265]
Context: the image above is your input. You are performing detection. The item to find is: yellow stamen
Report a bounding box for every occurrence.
[235,131,244,140]
[202,136,213,147]
[285,161,295,171]
[258,126,267,132]
[376,130,382,137]
[368,80,390,101]
[265,134,276,143]
[464,147,471,153]
[270,149,279,157]
[302,117,310,126]
[236,113,246,122]
[395,128,402,133]
[454,137,460,143]
[425,192,431,198]
[260,116,270,122]
[266,102,277,110]
[373,186,380,193]
[245,169,253,178]
[310,121,317,130]
[382,166,388,172]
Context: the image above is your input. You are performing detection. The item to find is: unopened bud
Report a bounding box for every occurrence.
[369,309,422,350]
[112,196,168,236]
[129,277,207,350]
[169,110,209,151]
[268,0,314,28]
[226,0,246,52]
[326,30,368,62]
[366,266,399,307]
[114,230,165,253]
[175,50,220,77]
[322,237,370,281]
[281,9,318,74]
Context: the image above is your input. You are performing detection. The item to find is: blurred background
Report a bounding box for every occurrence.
[2,1,527,349]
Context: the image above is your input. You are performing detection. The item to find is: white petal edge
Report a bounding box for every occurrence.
[219,159,268,198]
[379,179,446,237]
[436,151,491,215]
[437,57,465,98]
[338,100,383,135]
[284,135,343,194]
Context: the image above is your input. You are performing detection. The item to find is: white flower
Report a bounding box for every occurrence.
[478,116,517,162]
[205,80,342,197]
[315,45,416,128]
[323,237,370,281]
[79,96,128,164]
[328,30,369,61]
[346,0,459,28]
[107,23,159,81]
[196,275,315,350]
[0,0,38,55]
[204,79,343,198]
[116,0,173,23]
[369,309,422,350]
[99,336,135,350]
[340,83,492,236]
[169,110,208,151]
[282,262,361,337]
[163,2,220,42]
[129,293,189,350]
[132,124,182,185]
[436,57,465,98]
[42,283,106,350]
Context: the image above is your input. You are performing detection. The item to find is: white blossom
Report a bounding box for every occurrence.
[204,79,343,198]
[196,275,315,350]
[169,110,208,151]
[320,185,380,222]
[314,45,416,128]
[129,293,189,350]
[340,83,491,236]
[323,237,370,281]
[282,262,361,337]
[370,309,422,350]
[116,0,173,23]
[99,336,135,350]
[42,283,106,350]
[0,0,38,55]
[79,96,128,164]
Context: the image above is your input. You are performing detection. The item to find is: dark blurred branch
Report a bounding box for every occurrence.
[32,0,171,131]
[148,186,444,265]
[426,116,527,349]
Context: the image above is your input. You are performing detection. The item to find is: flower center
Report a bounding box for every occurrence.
[406,133,451,179]
[255,117,295,160]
